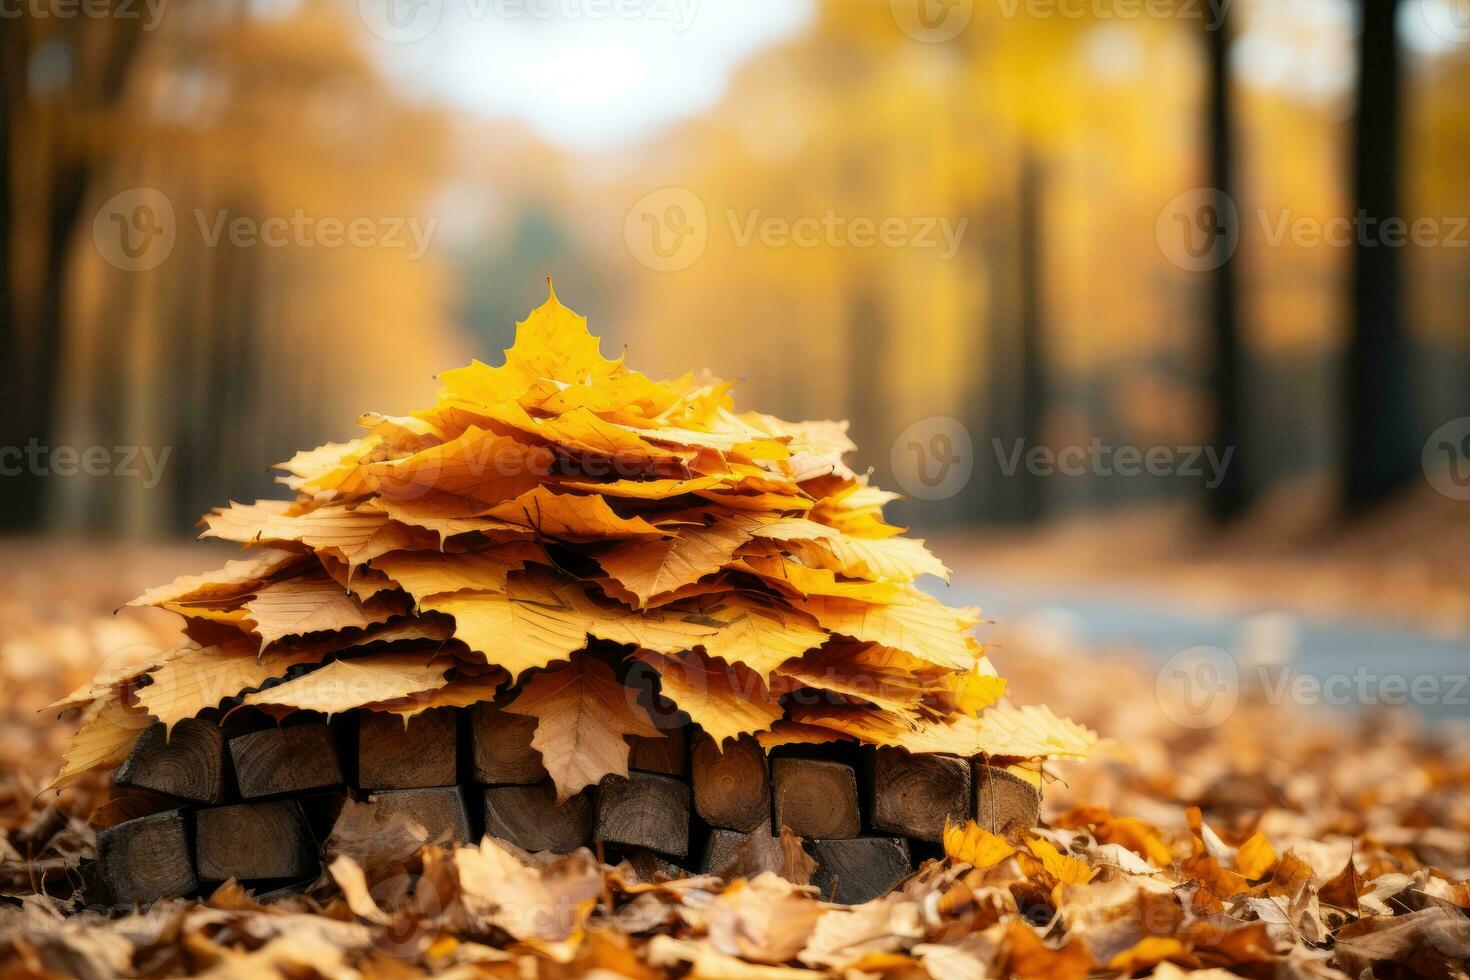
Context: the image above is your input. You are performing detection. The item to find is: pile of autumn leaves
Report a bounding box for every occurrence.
[56,284,1091,801]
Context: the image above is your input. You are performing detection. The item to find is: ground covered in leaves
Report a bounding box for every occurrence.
[2,541,1468,979]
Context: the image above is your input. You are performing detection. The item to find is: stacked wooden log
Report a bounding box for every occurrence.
[96,709,1043,906]
[59,283,1093,907]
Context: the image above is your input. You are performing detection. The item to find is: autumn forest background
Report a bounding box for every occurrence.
[2,0,1469,719]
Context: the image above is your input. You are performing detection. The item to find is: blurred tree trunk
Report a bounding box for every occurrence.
[1204,8,1248,522]
[1014,150,1045,523]
[846,281,886,473]
[1345,0,1415,511]
[978,150,1045,525]
[0,16,143,530]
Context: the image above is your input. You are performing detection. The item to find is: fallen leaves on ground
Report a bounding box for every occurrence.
[2,544,1469,977]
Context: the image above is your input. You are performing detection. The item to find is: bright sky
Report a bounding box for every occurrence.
[362,0,816,151]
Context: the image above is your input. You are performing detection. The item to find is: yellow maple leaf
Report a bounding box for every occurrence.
[597,517,751,606]
[637,650,783,745]
[239,651,451,716]
[1026,837,1099,885]
[943,820,1018,868]
[502,656,660,801]
[1236,832,1278,880]
[488,485,665,542]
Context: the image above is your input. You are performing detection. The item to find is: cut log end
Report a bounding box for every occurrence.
[469,701,546,785]
[482,782,593,853]
[195,800,318,883]
[96,809,199,905]
[772,757,861,840]
[810,837,911,905]
[113,719,227,804]
[358,708,459,790]
[230,724,344,799]
[629,730,688,777]
[595,771,691,859]
[362,786,474,847]
[871,749,972,843]
[973,761,1043,841]
[691,733,769,833]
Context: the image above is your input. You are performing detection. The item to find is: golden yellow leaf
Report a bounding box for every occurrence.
[126,548,304,608]
[243,573,402,650]
[201,501,431,570]
[1107,937,1187,973]
[51,697,155,790]
[734,555,900,604]
[487,485,665,542]
[239,651,451,716]
[787,589,981,671]
[794,532,949,583]
[503,656,660,801]
[637,651,783,745]
[555,475,728,499]
[1236,832,1278,880]
[1026,837,1098,885]
[681,595,827,677]
[135,638,327,731]
[371,548,529,605]
[886,703,1093,759]
[774,641,940,712]
[367,426,552,506]
[438,282,622,405]
[361,671,507,719]
[597,518,751,606]
[943,820,1017,868]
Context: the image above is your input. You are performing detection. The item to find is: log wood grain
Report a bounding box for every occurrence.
[772,758,860,840]
[113,719,227,804]
[358,708,458,790]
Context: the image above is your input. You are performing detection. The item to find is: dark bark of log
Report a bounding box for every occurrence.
[772,758,860,840]
[358,708,458,790]
[195,800,318,883]
[113,719,228,804]
[230,724,343,799]
[629,730,688,777]
[691,733,769,832]
[809,837,910,905]
[595,772,690,859]
[361,786,474,846]
[870,749,971,843]
[96,809,198,905]
[469,701,546,785]
[973,763,1042,841]
[482,782,593,853]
